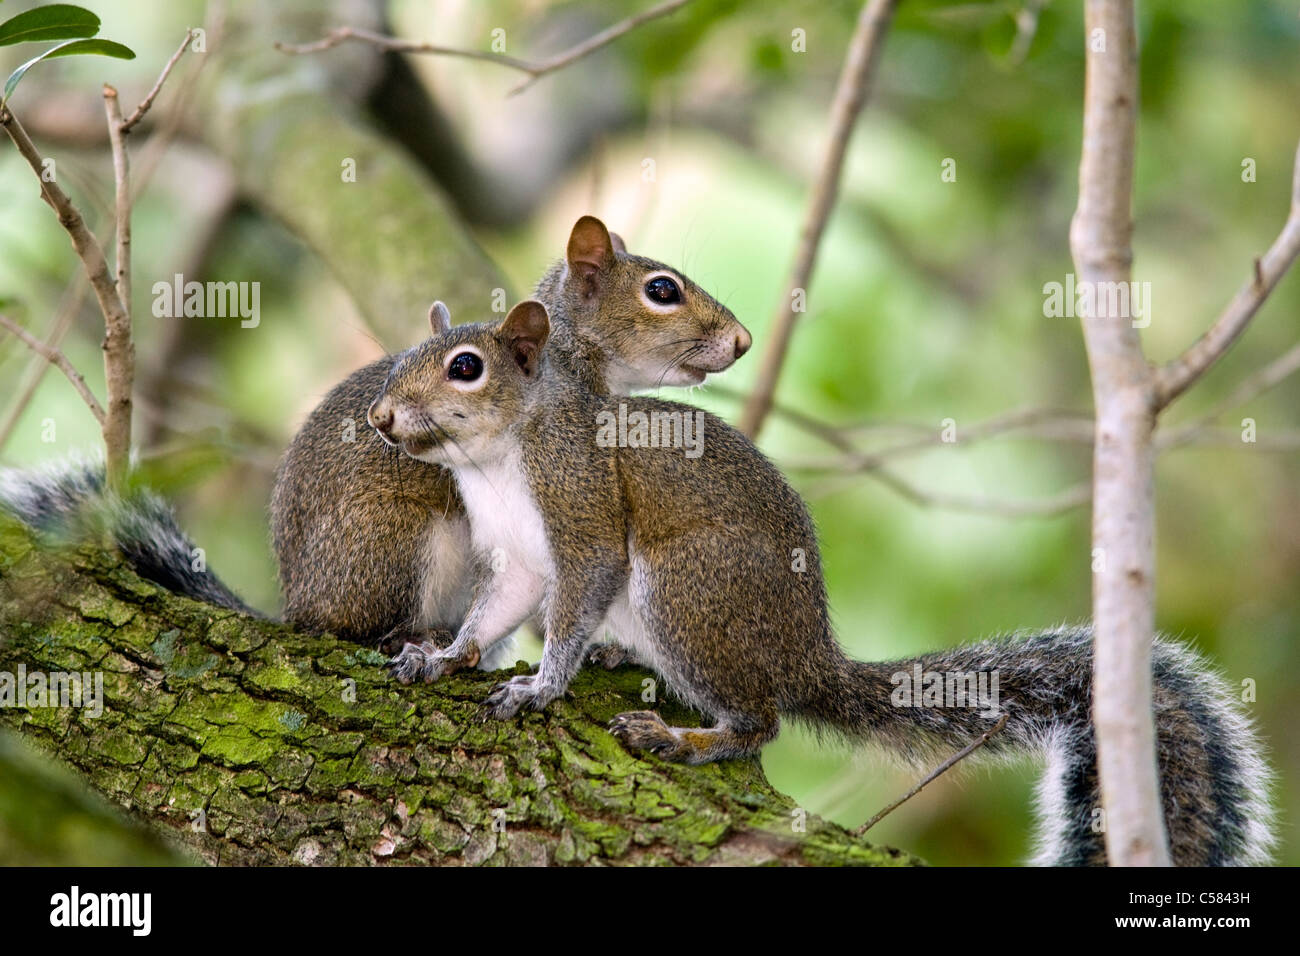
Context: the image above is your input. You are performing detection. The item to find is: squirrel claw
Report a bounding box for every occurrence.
[484,674,548,720]
[377,626,455,657]
[387,639,467,684]
[609,710,683,761]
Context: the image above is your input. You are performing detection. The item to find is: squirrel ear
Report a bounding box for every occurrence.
[609,232,628,256]
[428,301,452,334]
[566,216,615,298]
[500,300,550,377]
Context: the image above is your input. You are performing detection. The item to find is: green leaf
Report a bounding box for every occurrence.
[3,38,135,106]
[0,4,100,47]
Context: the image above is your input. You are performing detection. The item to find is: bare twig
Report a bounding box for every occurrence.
[1160,426,1300,451]
[104,87,131,313]
[101,86,135,487]
[0,27,196,479]
[0,278,88,449]
[276,26,533,69]
[714,383,1096,454]
[807,407,1094,473]
[0,314,105,424]
[1161,341,1300,450]
[505,0,693,95]
[121,30,195,133]
[1070,0,1169,867]
[1,106,131,482]
[855,714,1010,835]
[814,466,1092,518]
[1156,142,1300,409]
[275,0,693,96]
[1006,0,1051,67]
[131,17,226,204]
[738,0,901,438]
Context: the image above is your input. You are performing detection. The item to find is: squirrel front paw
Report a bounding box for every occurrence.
[387,639,478,685]
[376,626,455,657]
[482,674,554,720]
[608,710,685,761]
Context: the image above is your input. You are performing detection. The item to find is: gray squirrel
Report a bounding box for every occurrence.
[270,216,748,653]
[0,217,750,658]
[365,298,1276,867]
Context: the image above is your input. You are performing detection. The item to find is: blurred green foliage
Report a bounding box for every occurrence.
[1,0,1296,865]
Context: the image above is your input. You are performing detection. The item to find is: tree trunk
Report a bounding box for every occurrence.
[0,517,917,866]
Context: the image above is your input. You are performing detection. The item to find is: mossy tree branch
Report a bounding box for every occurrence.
[0,519,917,866]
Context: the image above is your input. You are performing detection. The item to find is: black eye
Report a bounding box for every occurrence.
[448,352,483,382]
[645,276,681,305]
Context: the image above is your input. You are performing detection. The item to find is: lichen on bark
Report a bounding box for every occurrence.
[0,517,918,866]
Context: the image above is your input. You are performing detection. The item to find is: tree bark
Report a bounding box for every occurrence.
[0,517,917,866]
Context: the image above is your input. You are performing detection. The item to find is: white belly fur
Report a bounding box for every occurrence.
[452,446,554,655]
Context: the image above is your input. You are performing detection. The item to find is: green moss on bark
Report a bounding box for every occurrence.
[0,517,920,866]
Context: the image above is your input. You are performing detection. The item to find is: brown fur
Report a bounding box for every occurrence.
[271,217,748,646]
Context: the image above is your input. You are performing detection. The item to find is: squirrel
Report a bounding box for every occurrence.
[0,216,750,655]
[270,215,749,652]
[367,299,1276,867]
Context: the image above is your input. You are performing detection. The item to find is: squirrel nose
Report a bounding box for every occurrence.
[733,327,752,359]
[367,398,394,434]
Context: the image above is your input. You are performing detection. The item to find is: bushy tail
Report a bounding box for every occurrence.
[800,625,1275,866]
[0,456,256,615]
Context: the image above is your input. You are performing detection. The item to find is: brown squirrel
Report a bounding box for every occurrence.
[367,299,1276,867]
[270,216,748,653]
[0,217,749,651]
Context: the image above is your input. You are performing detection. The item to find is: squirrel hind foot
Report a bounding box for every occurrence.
[586,643,633,670]
[609,711,777,764]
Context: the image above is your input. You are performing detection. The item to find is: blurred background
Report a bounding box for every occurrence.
[1,0,1296,865]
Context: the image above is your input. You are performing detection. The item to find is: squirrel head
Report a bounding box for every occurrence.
[367,300,549,467]
[540,215,751,391]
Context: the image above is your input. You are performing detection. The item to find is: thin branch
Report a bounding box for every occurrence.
[855,714,1010,835]
[738,0,901,438]
[712,383,1096,454]
[850,468,1091,518]
[1161,340,1300,450]
[1159,426,1300,452]
[104,87,131,314]
[1006,0,1051,67]
[0,277,88,449]
[275,0,693,96]
[506,0,694,95]
[101,87,135,487]
[712,379,1295,510]
[131,14,226,204]
[810,407,1094,474]
[1156,141,1300,409]
[0,314,105,424]
[0,106,130,482]
[121,29,195,133]
[275,26,535,70]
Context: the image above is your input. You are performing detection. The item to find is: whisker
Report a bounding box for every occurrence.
[420,412,512,506]
[655,343,705,392]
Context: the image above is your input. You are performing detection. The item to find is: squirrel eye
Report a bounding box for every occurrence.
[448,352,483,382]
[644,276,681,305]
